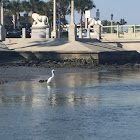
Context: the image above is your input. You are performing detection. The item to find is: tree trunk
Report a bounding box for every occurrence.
[80,9,83,28]
[30,11,33,24]
[12,14,16,30]
[17,12,20,29]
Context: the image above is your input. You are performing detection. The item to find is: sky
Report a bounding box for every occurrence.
[45,0,140,25]
[66,0,140,25]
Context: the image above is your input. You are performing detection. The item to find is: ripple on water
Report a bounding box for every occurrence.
[0,68,140,139]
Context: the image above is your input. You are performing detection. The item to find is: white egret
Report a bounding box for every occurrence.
[47,69,55,84]
[39,69,55,84]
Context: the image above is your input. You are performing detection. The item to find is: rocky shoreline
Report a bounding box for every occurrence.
[0,58,140,85]
[0,58,140,69]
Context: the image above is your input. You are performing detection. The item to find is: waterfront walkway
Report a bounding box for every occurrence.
[2,38,125,53]
[1,38,139,65]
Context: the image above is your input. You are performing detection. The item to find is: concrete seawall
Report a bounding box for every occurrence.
[98,51,140,64]
[0,51,25,63]
[0,50,140,66]
[0,38,140,66]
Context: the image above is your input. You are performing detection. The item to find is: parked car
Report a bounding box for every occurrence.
[60,31,68,38]
[6,29,31,38]
[6,30,22,38]
[77,28,94,37]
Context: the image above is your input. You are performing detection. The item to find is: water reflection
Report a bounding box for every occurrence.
[0,69,140,108]
[54,72,99,87]
[0,70,101,108]
[1,68,140,139]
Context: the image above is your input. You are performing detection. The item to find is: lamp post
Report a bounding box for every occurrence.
[0,1,1,25]
[49,8,53,28]
[51,0,57,38]
[0,0,5,41]
[0,0,3,25]
[1,0,3,25]
[111,13,113,33]
[68,0,76,41]
[96,9,100,20]
[71,0,74,24]
[57,5,61,38]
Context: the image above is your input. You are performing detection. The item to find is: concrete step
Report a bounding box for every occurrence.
[77,38,125,52]
[0,41,12,51]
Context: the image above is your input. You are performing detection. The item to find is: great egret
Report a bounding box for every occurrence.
[47,69,55,84]
[39,69,55,84]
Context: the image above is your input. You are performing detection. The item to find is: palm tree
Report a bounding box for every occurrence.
[7,0,23,30]
[3,0,13,30]
[74,0,95,27]
[46,0,69,28]
[21,0,32,27]
[21,0,31,13]
[21,0,47,25]
[27,0,44,14]
[102,20,111,33]
[56,0,70,25]
[119,18,127,25]
[117,18,127,32]
[43,1,53,27]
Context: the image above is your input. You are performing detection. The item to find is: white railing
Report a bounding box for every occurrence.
[102,24,140,38]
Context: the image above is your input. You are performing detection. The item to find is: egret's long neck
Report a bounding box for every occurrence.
[52,71,54,77]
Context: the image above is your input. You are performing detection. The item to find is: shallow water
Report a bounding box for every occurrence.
[0,67,140,140]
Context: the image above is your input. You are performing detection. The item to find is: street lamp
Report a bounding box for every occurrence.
[71,0,74,24]
[51,0,57,38]
[57,3,61,38]
[0,0,4,25]
[111,13,113,20]
[68,0,76,41]
[111,13,113,33]
[96,9,100,20]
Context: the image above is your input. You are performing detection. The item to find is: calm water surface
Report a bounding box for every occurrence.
[0,67,140,140]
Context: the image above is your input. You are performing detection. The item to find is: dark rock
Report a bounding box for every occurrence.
[39,80,47,83]
[134,63,140,68]
[0,80,8,84]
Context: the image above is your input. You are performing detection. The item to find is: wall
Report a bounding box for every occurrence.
[0,50,139,66]
[121,42,140,53]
